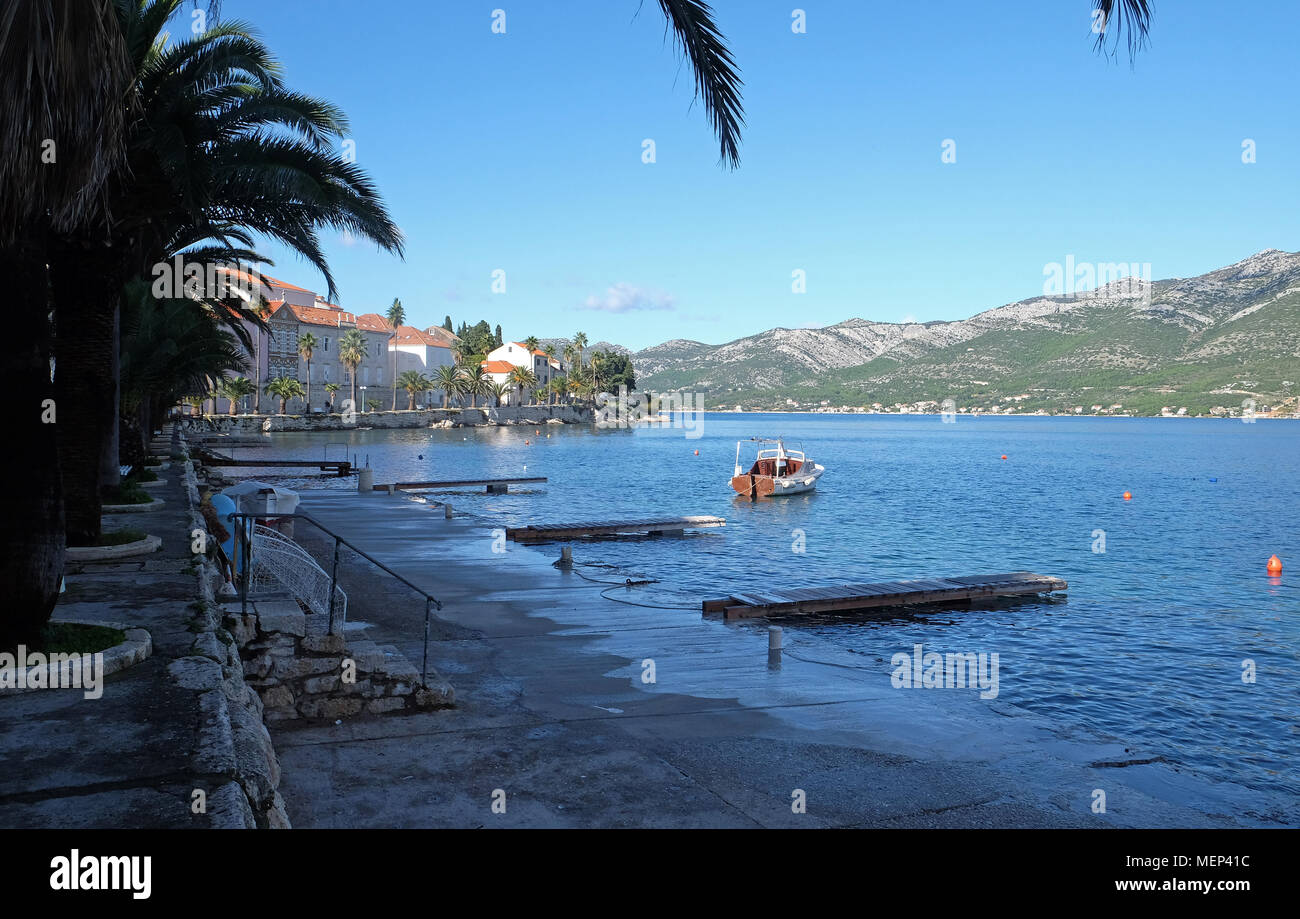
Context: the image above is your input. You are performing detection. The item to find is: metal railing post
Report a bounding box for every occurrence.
[422,598,431,686]
[327,536,341,635]
[239,517,250,616]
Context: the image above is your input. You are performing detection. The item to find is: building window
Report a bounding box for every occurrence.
[323,337,329,352]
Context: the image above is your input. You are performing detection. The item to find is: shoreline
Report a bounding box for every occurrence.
[178,403,594,435]
[269,489,1287,828]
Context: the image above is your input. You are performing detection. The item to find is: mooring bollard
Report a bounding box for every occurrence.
[559,546,573,567]
[357,467,373,493]
[768,626,783,651]
[444,502,453,519]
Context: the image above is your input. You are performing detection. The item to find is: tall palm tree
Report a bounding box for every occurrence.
[398,370,431,410]
[51,0,403,546]
[386,297,405,410]
[468,368,490,408]
[434,364,462,409]
[338,329,367,410]
[297,332,317,411]
[572,331,589,368]
[508,366,538,406]
[523,335,540,353]
[265,376,305,414]
[0,0,134,642]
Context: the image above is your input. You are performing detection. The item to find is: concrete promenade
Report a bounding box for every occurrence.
[272,491,1264,828]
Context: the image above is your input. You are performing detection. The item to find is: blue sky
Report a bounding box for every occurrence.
[218,0,1299,350]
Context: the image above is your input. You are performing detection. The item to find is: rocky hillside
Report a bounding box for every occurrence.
[632,249,1300,416]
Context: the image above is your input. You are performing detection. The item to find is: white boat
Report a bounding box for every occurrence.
[730,437,824,498]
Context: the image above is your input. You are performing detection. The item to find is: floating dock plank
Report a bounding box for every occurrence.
[506,515,726,543]
[704,571,1067,620]
[195,447,351,476]
[375,477,547,494]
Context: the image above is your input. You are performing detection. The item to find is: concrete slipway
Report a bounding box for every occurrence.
[270,490,1280,829]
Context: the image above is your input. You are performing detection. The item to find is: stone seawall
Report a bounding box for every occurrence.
[178,404,594,434]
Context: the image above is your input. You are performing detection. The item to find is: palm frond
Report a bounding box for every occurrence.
[1094,0,1152,60]
[652,0,745,169]
[0,0,132,241]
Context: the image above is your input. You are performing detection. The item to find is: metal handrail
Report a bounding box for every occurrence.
[230,511,442,685]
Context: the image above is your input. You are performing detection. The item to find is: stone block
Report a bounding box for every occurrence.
[366,697,406,714]
[298,697,363,720]
[302,674,339,694]
[301,634,345,654]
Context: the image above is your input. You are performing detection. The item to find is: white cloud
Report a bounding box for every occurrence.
[581,283,675,314]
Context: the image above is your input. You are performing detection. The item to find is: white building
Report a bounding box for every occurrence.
[483,342,561,404]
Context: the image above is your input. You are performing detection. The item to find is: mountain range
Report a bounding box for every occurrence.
[630,249,1300,416]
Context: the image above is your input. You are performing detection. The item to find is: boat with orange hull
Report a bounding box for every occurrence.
[730,438,824,498]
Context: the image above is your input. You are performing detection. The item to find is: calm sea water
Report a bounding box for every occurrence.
[242,414,1300,815]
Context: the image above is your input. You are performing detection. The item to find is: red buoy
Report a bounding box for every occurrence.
[694,449,700,456]
[1000,455,1007,460]
[1122,491,1132,500]
[1267,555,1283,574]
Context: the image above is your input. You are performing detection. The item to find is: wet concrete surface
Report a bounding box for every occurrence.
[272,491,1266,828]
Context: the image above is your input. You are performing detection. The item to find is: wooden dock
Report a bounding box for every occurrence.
[703,571,1067,620]
[374,477,547,494]
[195,447,351,476]
[506,515,726,543]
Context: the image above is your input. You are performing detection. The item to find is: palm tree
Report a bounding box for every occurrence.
[397,370,431,410]
[338,329,367,410]
[508,366,538,406]
[434,364,463,409]
[523,335,540,353]
[466,369,490,408]
[0,0,134,639]
[572,331,589,368]
[489,382,511,408]
[50,0,403,546]
[297,332,317,411]
[118,280,246,463]
[218,376,256,415]
[324,382,340,411]
[386,297,405,410]
[265,376,305,414]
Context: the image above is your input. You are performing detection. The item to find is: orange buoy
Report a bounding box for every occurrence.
[1000,454,1007,460]
[1123,491,1132,500]
[1267,555,1283,574]
[524,440,530,445]
[694,449,700,456]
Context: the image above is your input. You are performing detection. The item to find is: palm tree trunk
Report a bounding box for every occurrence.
[0,241,66,646]
[51,238,124,546]
[305,358,312,411]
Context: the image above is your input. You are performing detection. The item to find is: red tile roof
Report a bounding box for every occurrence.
[354,312,392,332]
[264,275,315,294]
[481,360,516,374]
[287,303,356,327]
[392,325,450,348]
[422,326,461,345]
